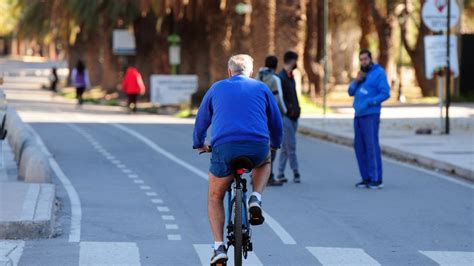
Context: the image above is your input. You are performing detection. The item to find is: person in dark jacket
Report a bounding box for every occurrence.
[277,51,301,183]
[348,49,390,189]
[255,55,287,186]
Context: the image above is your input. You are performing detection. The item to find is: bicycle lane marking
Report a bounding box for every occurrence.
[111,123,297,245]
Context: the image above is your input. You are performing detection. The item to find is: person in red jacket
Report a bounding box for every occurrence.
[122,66,145,113]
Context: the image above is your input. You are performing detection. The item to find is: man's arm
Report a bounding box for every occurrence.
[348,80,358,96]
[274,75,288,114]
[368,72,390,105]
[266,89,283,149]
[193,88,213,149]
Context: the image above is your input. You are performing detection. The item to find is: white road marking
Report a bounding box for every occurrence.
[79,242,140,266]
[420,250,474,265]
[157,206,170,212]
[306,247,380,266]
[0,240,25,266]
[151,199,164,204]
[128,174,139,179]
[167,235,182,241]
[122,169,132,174]
[146,192,157,197]
[117,164,126,169]
[165,224,179,230]
[106,155,116,160]
[162,215,175,221]
[112,124,297,245]
[111,160,121,164]
[139,185,151,190]
[133,179,144,184]
[50,158,82,243]
[193,244,263,266]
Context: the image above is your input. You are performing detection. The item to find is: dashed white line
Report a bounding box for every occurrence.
[128,174,138,179]
[157,206,170,212]
[151,199,164,204]
[139,185,151,190]
[133,179,144,184]
[111,160,121,164]
[117,164,126,169]
[122,169,132,174]
[167,234,181,241]
[146,192,158,197]
[162,215,175,221]
[165,224,179,230]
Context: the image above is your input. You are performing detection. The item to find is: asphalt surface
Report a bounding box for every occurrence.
[1,75,473,265]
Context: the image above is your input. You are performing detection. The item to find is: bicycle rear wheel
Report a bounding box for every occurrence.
[233,188,243,266]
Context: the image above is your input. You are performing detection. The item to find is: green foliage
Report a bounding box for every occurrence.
[0,0,20,36]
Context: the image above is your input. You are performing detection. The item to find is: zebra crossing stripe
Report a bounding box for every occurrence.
[306,247,380,266]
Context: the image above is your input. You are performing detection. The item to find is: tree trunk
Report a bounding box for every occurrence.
[100,26,118,92]
[357,0,372,49]
[207,0,231,83]
[275,0,306,60]
[401,13,436,97]
[304,0,322,96]
[250,0,276,69]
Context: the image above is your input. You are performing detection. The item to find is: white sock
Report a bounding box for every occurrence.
[214,241,224,250]
[251,192,262,202]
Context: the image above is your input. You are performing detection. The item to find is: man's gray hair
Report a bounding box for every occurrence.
[228,54,254,77]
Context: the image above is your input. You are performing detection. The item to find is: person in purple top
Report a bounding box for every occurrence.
[193,54,283,264]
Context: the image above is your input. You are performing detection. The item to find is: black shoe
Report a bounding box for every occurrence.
[248,195,265,225]
[277,174,288,183]
[355,180,370,188]
[294,172,301,183]
[210,245,228,265]
[267,178,283,186]
[368,181,384,190]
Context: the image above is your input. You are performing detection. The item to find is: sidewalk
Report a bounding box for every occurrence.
[299,105,474,180]
[0,140,55,239]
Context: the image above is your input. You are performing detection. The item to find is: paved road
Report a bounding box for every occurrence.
[1,77,473,265]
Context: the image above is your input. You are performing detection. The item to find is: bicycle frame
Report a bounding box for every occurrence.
[226,170,252,258]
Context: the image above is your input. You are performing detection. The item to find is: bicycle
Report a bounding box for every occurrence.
[201,149,254,266]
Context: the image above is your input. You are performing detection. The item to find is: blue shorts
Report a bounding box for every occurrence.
[210,141,270,177]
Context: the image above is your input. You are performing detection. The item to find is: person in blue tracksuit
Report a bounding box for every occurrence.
[348,49,390,190]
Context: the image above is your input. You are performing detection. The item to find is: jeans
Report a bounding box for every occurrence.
[354,114,383,183]
[278,116,299,175]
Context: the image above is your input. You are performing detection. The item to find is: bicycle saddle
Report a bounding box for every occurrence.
[230,156,254,171]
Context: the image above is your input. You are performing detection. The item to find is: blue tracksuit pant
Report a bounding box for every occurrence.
[354,114,383,183]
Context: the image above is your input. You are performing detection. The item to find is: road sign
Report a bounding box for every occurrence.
[113,30,136,55]
[424,35,459,79]
[422,0,460,32]
[150,75,198,105]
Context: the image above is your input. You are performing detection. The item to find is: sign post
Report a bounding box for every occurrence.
[167,34,181,75]
[422,0,460,134]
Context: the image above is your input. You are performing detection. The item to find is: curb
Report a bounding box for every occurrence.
[0,183,56,239]
[5,108,53,183]
[298,125,474,182]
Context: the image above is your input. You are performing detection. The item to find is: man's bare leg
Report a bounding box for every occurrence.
[208,173,233,242]
[252,157,271,194]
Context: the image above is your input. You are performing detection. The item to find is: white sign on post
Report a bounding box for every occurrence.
[150,75,198,105]
[113,30,136,55]
[424,35,459,79]
[422,0,460,32]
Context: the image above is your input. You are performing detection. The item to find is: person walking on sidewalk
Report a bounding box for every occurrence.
[277,51,301,183]
[348,49,390,190]
[71,60,91,107]
[255,55,287,186]
[122,66,145,113]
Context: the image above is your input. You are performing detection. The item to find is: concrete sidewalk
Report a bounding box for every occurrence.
[0,140,55,239]
[299,105,474,181]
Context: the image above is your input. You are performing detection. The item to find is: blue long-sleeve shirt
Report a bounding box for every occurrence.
[348,64,390,117]
[193,75,283,149]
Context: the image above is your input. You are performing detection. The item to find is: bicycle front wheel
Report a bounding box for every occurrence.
[233,188,243,266]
